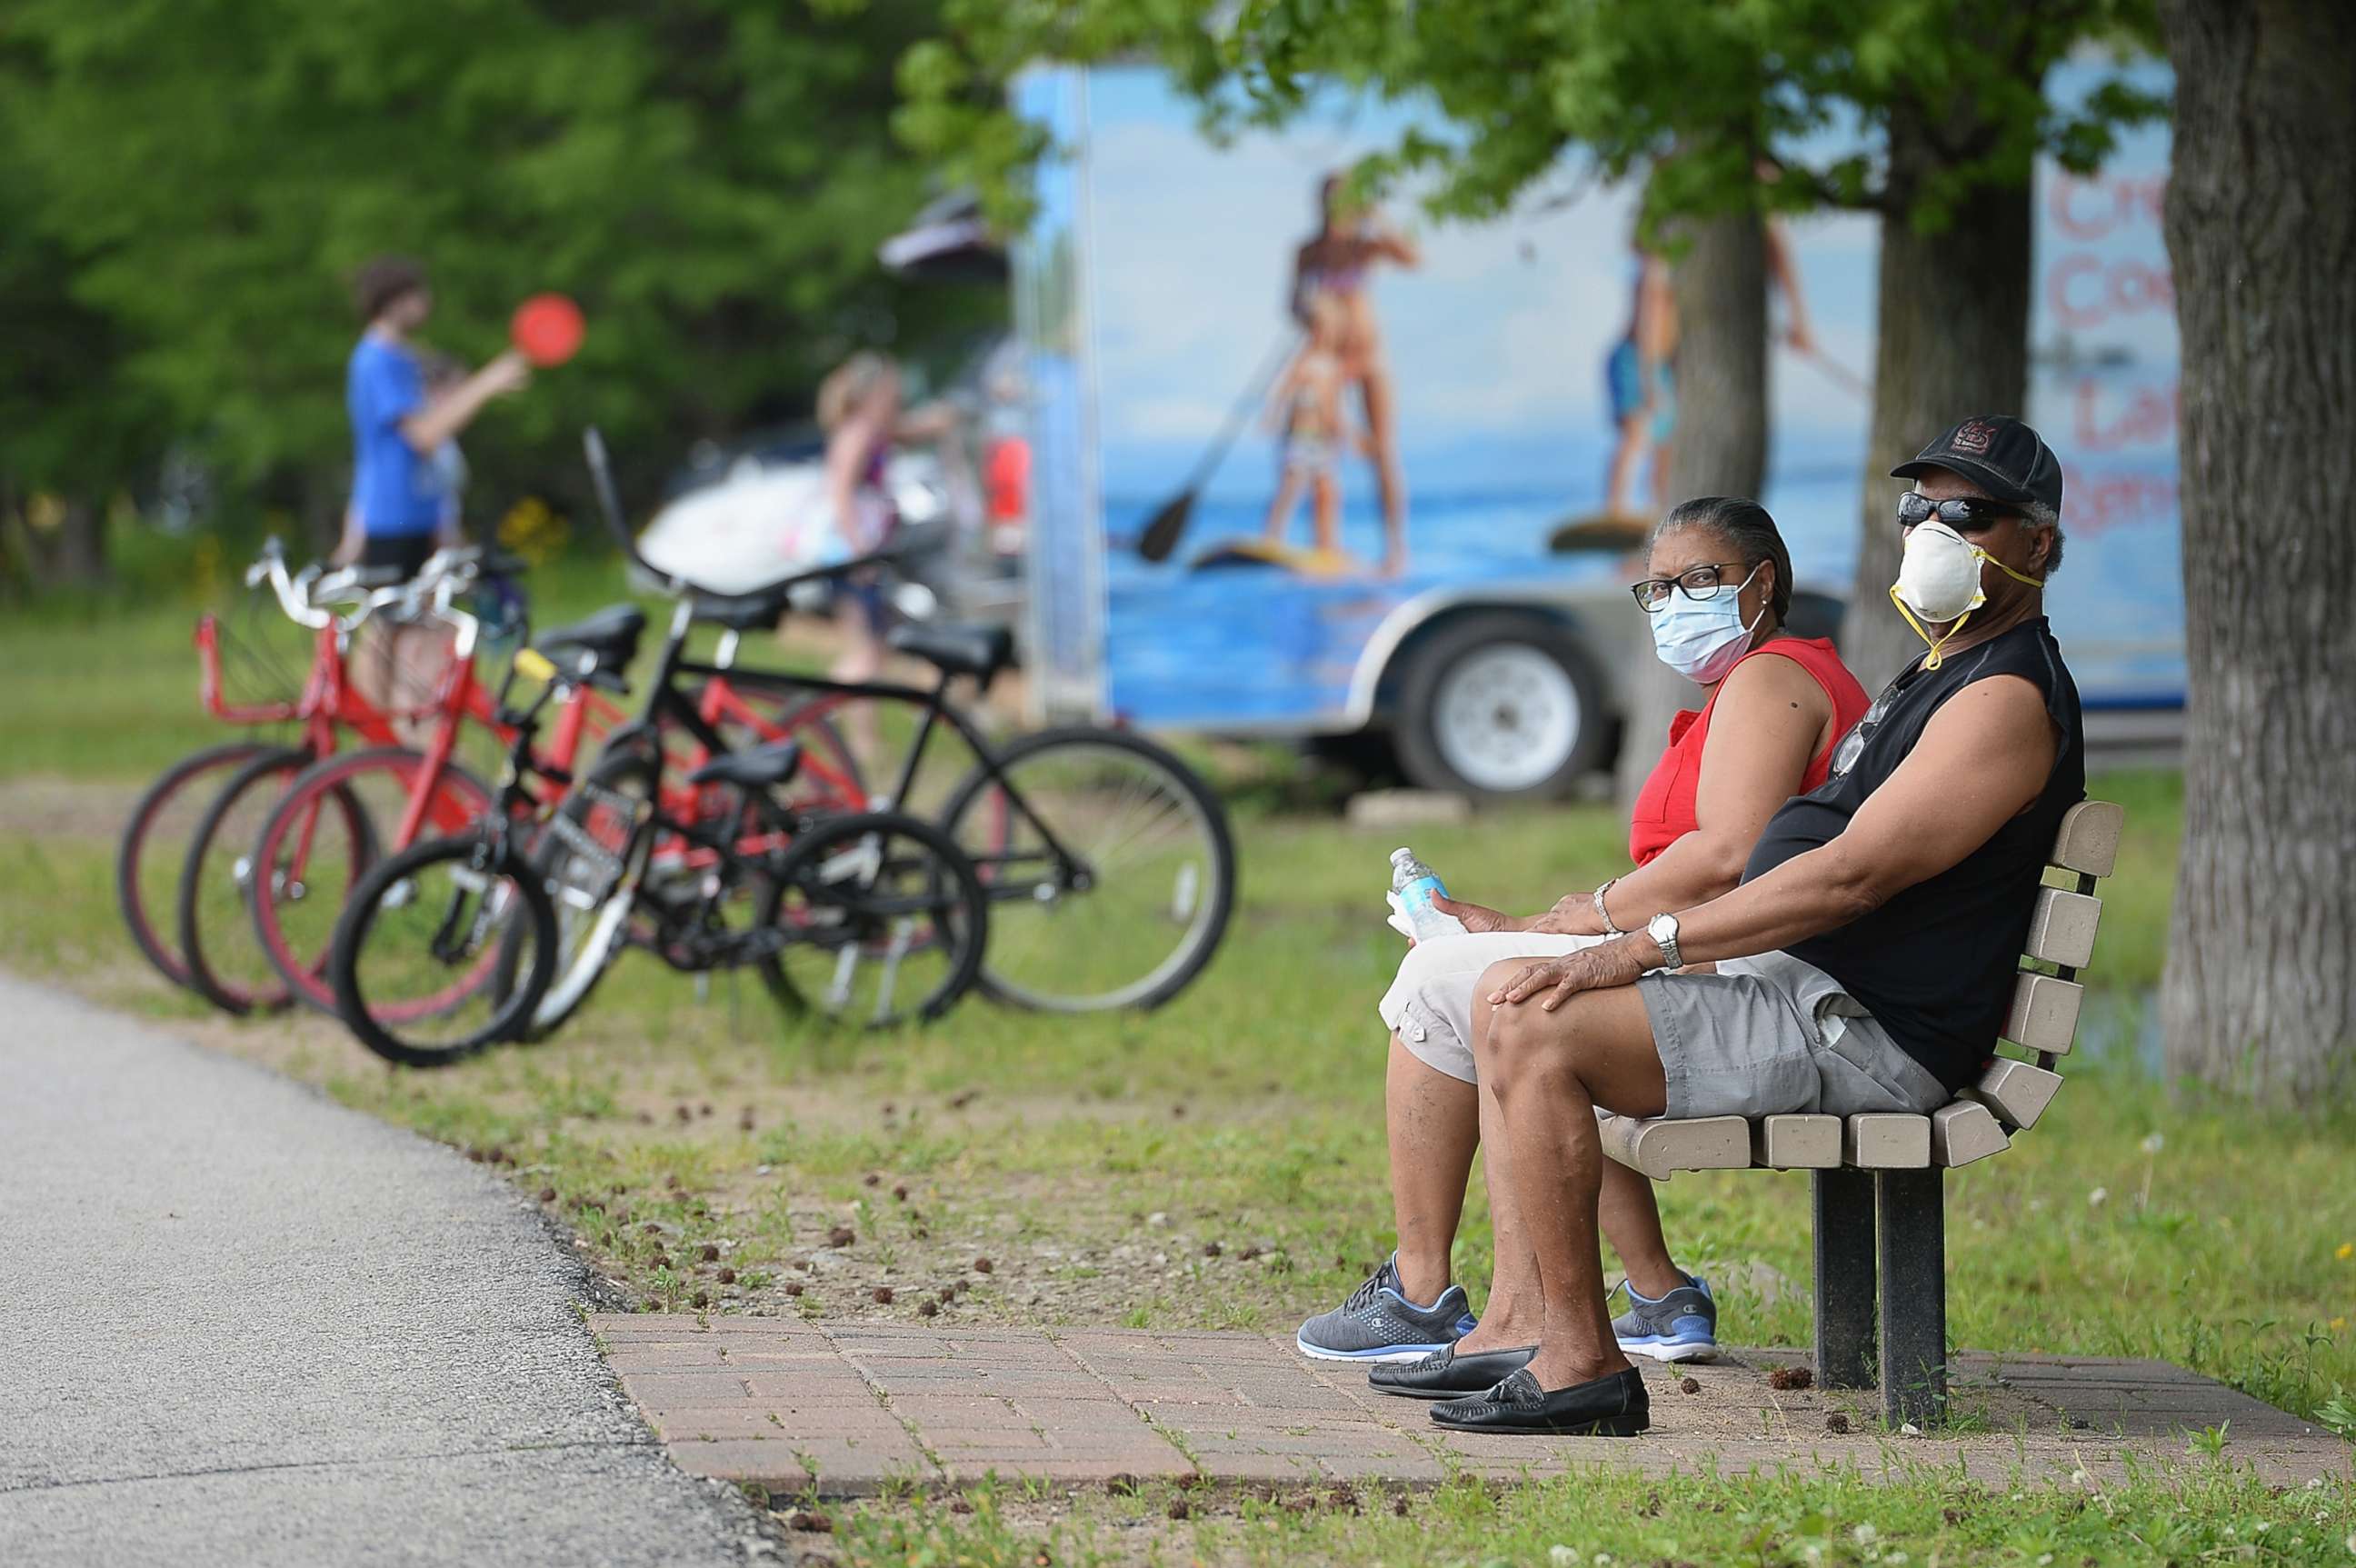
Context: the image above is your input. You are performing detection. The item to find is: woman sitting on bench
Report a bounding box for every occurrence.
[1296,496,1870,1382]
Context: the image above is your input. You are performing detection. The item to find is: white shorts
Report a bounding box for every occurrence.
[1377,931,1613,1084]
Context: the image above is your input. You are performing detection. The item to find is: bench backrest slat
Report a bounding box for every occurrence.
[2023,886,2101,970]
[2050,800,2124,878]
[1968,1056,2065,1130]
[2004,972,2085,1054]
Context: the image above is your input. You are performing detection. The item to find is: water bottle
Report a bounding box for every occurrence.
[1390,847,1467,942]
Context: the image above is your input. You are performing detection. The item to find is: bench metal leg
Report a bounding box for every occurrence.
[1874,1168,1947,1427]
[1812,1169,1876,1389]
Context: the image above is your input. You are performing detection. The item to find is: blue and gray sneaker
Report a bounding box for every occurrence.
[1612,1271,1718,1363]
[1295,1254,1478,1362]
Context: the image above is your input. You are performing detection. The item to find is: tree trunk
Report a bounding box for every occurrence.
[2158,0,2356,1102]
[15,494,108,587]
[1615,211,1769,812]
[1839,120,2034,691]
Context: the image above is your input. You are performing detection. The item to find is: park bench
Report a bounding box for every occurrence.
[1595,799,2125,1427]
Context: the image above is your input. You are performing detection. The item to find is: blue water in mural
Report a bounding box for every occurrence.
[1101,447,2185,727]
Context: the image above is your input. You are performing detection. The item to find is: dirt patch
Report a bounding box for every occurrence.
[165,997,1332,1332]
[0,775,144,840]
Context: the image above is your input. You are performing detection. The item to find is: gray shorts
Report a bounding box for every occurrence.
[1637,951,1948,1119]
[1378,936,1945,1119]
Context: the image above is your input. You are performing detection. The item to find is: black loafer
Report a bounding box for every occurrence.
[1429,1364,1650,1435]
[1369,1343,1538,1400]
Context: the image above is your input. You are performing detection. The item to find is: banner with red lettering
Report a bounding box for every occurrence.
[2029,61,2181,705]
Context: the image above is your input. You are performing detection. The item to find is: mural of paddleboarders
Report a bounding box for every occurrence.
[1283,175,1420,576]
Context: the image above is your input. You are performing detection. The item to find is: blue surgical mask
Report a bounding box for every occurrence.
[1649,562,1764,684]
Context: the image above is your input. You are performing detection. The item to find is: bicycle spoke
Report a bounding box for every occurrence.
[946,734,1230,1012]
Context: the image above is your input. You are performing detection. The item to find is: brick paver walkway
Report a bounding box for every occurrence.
[593,1316,2351,1498]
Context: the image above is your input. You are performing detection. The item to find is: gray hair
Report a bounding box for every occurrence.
[1650,497,1793,624]
[2021,500,2064,574]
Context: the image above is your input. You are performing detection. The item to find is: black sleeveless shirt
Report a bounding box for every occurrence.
[1739,618,2085,1092]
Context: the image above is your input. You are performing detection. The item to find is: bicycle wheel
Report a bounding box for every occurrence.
[116,739,278,991]
[330,831,555,1067]
[516,744,660,1039]
[755,810,987,1029]
[936,726,1234,1013]
[176,745,364,1015]
[249,746,495,1013]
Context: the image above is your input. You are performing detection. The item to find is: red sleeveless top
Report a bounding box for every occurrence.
[1626,637,1871,866]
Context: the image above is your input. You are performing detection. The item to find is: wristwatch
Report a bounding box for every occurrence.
[1645,912,1683,972]
[1592,878,1623,935]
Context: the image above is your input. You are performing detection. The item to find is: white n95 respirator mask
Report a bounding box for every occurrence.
[1888,519,2043,669]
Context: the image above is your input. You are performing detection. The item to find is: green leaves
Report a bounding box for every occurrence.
[2,0,1000,508]
[900,0,2166,238]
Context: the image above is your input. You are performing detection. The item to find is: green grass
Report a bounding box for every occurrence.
[801,1464,2356,1567]
[2,584,2350,1553]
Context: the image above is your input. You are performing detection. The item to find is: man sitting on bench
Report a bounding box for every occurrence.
[1427,415,2085,1437]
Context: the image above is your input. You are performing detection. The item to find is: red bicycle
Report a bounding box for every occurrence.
[248,575,871,1023]
[239,560,634,1014]
[117,542,425,1009]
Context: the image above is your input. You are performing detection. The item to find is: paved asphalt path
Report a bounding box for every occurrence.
[0,977,777,1566]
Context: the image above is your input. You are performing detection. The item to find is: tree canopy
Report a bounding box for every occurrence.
[0,0,996,525]
[901,0,2161,236]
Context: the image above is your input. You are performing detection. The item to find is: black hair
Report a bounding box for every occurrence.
[353,255,427,323]
[1652,496,1793,624]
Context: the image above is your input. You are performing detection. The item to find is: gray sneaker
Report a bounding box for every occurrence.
[1611,1271,1718,1363]
[1295,1254,1477,1362]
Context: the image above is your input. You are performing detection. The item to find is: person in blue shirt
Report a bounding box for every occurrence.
[341,257,528,723]
[342,256,527,577]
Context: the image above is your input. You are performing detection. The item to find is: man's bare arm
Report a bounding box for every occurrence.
[1662,674,2058,964]
[402,352,528,453]
[1488,675,2062,1006]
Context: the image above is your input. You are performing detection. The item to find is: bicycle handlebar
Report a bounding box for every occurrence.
[241,536,494,649]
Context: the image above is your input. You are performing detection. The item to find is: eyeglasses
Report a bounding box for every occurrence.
[1897,492,2022,533]
[1629,562,1752,613]
[1828,681,1900,779]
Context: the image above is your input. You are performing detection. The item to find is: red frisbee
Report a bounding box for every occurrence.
[510,293,584,367]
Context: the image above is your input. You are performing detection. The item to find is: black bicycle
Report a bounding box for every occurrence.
[327,612,989,1065]
[561,428,1236,1017]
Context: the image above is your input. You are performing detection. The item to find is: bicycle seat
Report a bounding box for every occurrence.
[888,623,1014,681]
[687,738,803,791]
[691,594,786,634]
[533,604,647,674]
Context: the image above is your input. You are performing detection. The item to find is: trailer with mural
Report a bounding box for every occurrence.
[1011,63,2182,798]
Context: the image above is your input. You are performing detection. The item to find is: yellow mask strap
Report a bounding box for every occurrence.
[1886,583,1974,672]
[1975,549,2046,591]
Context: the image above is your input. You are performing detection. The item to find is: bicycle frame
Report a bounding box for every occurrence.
[227,545,628,904]
[575,424,1090,903]
[630,599,1090,898]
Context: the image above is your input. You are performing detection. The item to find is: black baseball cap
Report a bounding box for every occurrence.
[1891,415,2063,516]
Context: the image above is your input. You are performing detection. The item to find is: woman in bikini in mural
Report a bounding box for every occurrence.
[1292,174,1419,576]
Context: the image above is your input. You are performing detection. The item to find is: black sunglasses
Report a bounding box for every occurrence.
[1897,492,2022,533]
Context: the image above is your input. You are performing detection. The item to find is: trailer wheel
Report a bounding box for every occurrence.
[1393,613,1606,802]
